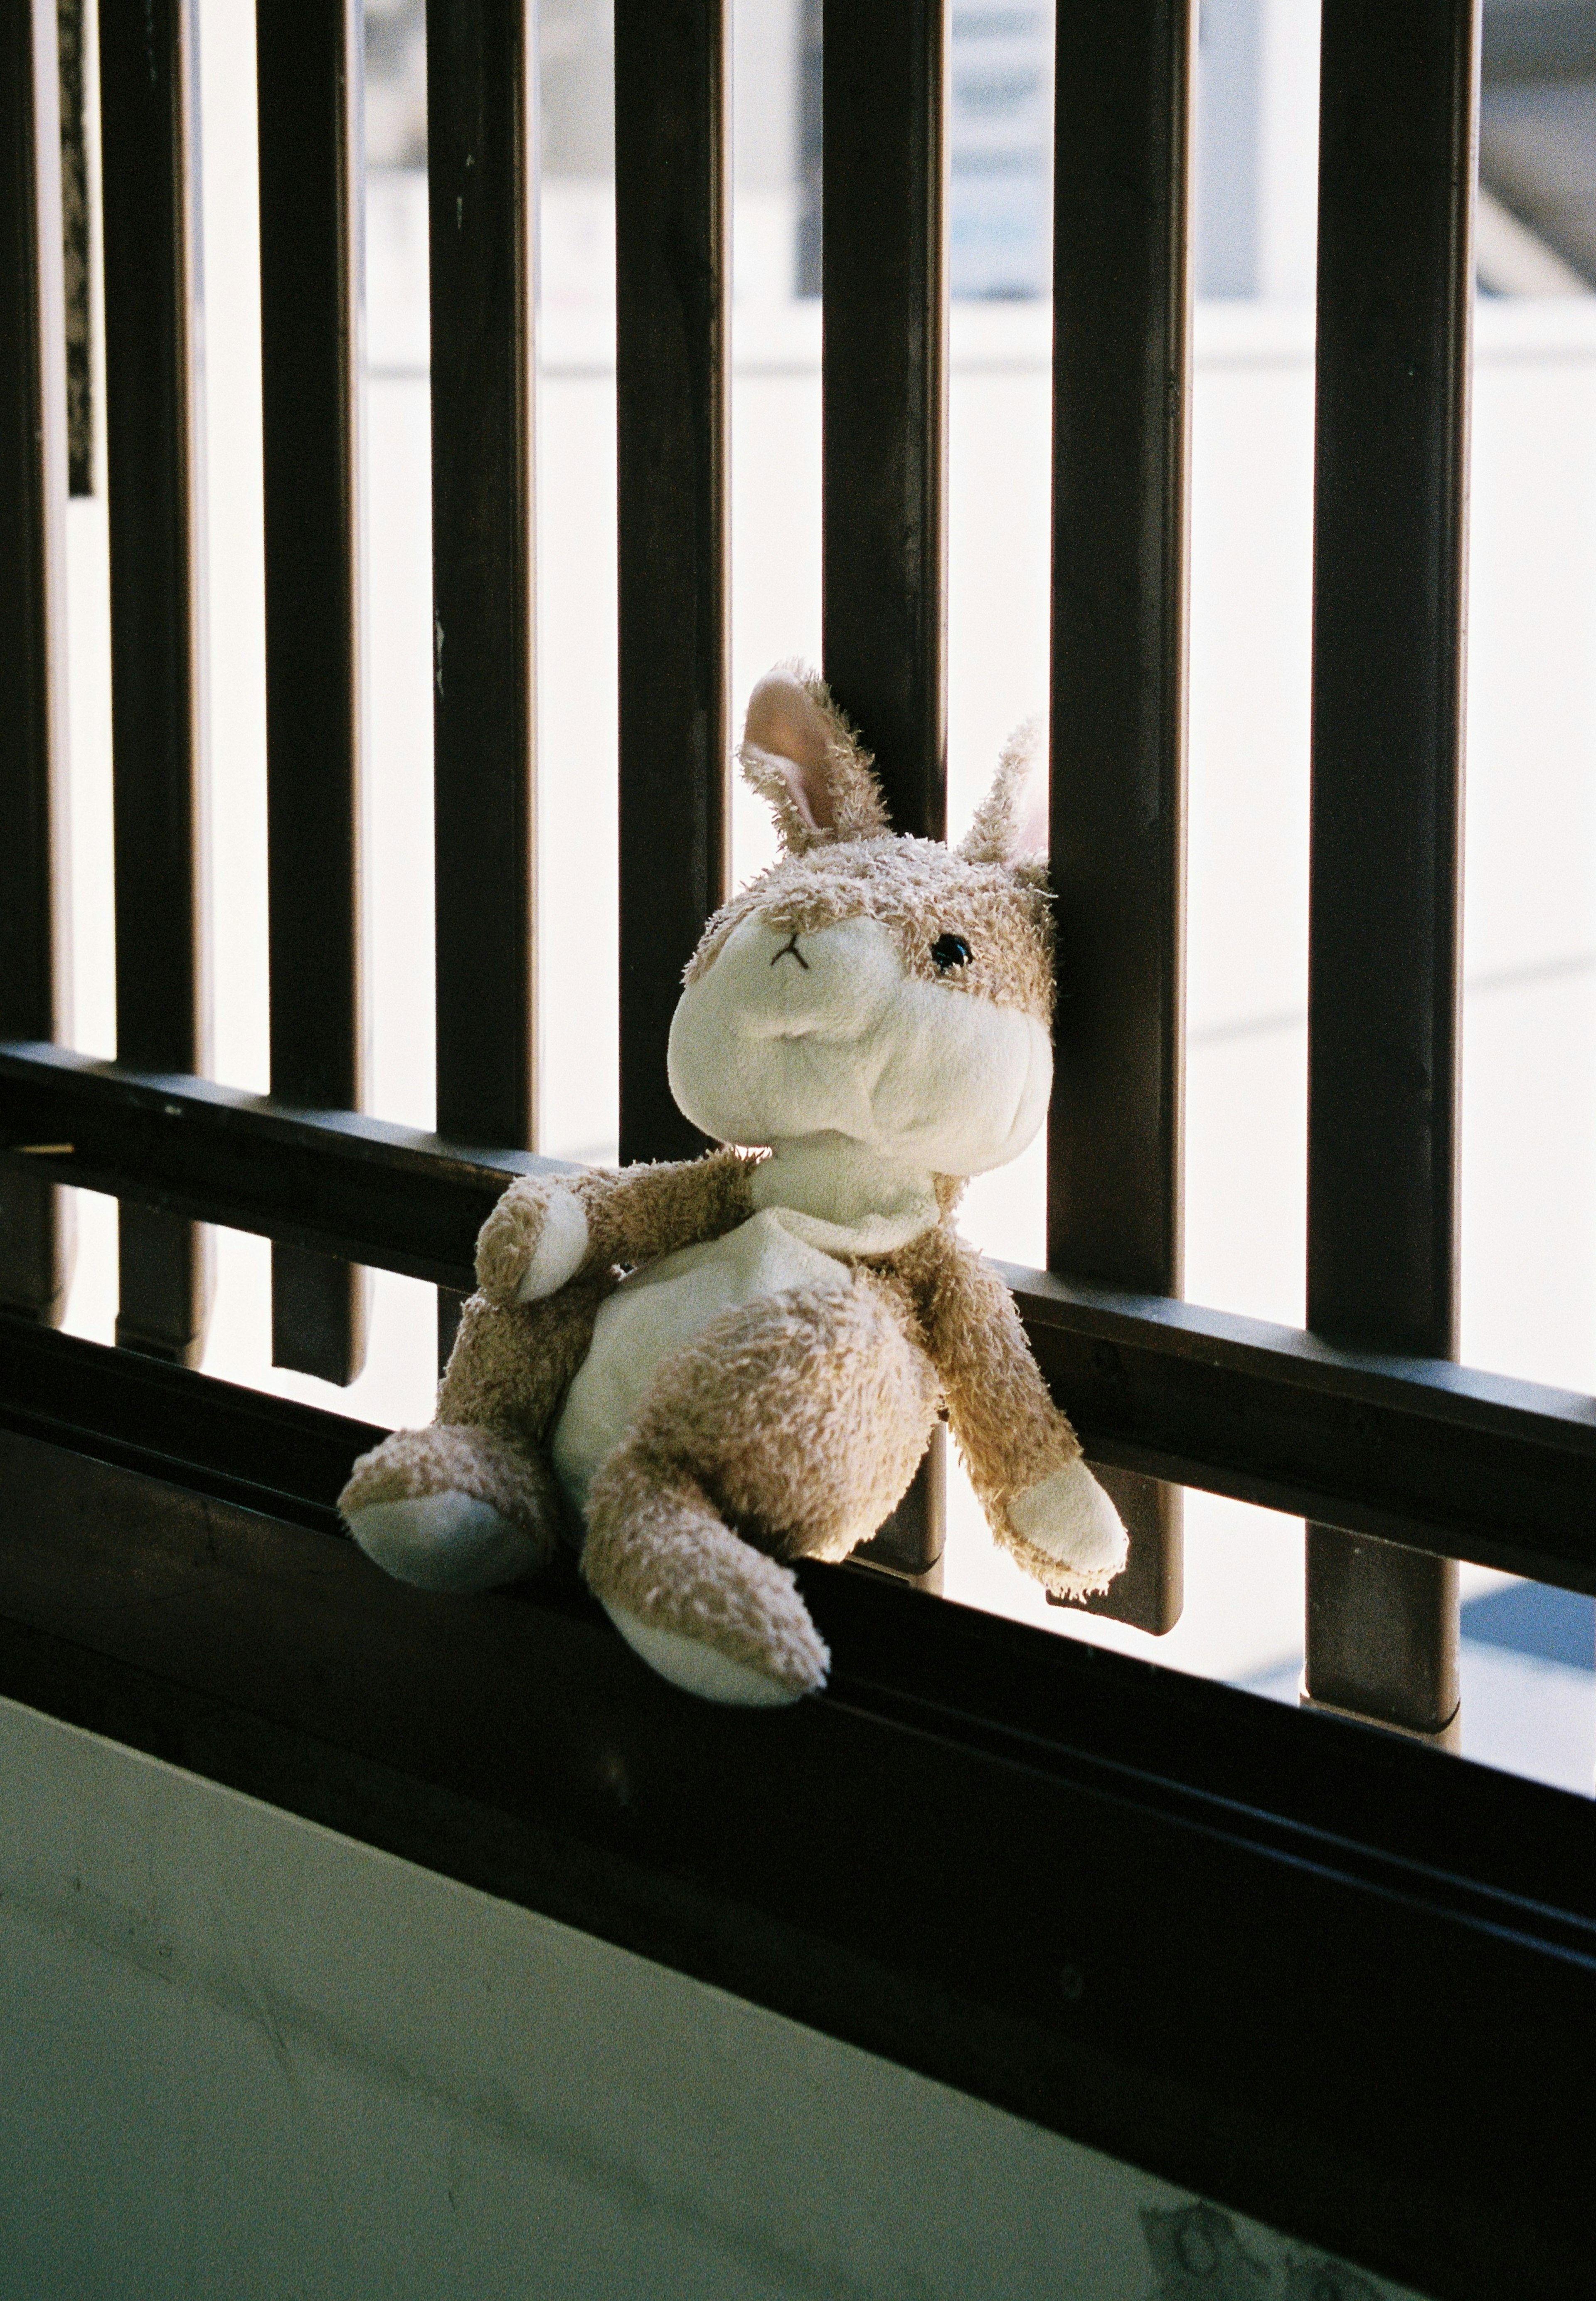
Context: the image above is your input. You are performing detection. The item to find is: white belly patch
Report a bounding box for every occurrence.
[550,1209,850,1516]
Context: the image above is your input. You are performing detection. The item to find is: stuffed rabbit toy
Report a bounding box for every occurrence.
[341,665,1127,1704]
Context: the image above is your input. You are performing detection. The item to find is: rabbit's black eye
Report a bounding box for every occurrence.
[931,933,972,973]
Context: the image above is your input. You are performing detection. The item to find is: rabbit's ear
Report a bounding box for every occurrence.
[959,718,1048,877]
[740,664,891,852]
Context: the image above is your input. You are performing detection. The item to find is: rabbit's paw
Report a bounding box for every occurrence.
[475,1177,590,1304]
[1007,1459,1128,1593]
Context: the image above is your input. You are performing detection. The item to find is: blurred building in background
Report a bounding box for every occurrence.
[363,0,425,167]
[1481,0,1596,288]
[362,0,1596,305]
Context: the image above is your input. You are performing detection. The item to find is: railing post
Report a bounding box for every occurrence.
[614,0,730,1170]
[821,0,948,1584]
[1047,0,1196,1633]
[1303,0,1478,1742]
[821,0,947,841]
[99,0,213,1368]
[0,0,74,1329]
[255,0,369,1387]
[427,0,539,1373]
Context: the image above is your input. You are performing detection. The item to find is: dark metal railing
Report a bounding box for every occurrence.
[0,0,72,1330]
[99,0,212,1370]
[822,0,946,834]
[1049,0,1193,1632]
[9,12,1596,2287]
[2,1041,1594,1603]
[257,0,368,1386]
[816,0,952,1581]
[1305,0,1478,1738]
[615,0,729,1171]
[0,0,1579,1744]
[425,0,539,1365]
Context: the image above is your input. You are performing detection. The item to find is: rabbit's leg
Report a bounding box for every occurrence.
[340,1282,603,1593]
[581,1274,939,1702]
[583,1450,829,1705]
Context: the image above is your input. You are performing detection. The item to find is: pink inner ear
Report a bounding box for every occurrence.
[1011,758,1049,864]
[776,752,833,835]
[744,673,838,834]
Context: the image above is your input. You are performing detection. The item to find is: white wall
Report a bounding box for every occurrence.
[0,1694,1421,2301]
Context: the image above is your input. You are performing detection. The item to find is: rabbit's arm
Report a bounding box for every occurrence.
[906,1229,1126,1598]
[475,1149,759,1306]
[908,1229,1079,1502]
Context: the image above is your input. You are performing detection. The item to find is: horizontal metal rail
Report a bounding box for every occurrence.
[0,1407,1590,2301]
[0,1308,383,1534]
[4,1042,1592,1594]
[1010,1267,1596,1594]
[0,1043,570,1291]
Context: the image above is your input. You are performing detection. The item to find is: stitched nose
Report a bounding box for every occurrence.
[769,931,809,971]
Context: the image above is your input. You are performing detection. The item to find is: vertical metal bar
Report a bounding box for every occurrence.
[428,0,537,1372]
[0,0,74,1327]
[1046,0,1195,1633]
[99,0,212,1368]
[56,0,92,495]
[614,0,730,1168]
[1304,1527,1460,1737]
[820,0,946,840]
[1303,0,1476,1739]
[256,0,368,1386]
[821,0,947,1581]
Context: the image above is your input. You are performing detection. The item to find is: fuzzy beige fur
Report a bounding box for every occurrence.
[685,834,1055,1023]
[341,1418,571,1560]
[739,663,890,850]
[341,662,1122,1702]
[476,1149,758,1304]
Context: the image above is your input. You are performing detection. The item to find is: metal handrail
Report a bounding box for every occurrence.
[5,1037,1593,1596]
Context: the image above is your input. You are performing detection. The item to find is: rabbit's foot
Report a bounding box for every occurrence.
[1005,1458,1128,1598]
[582,1452,829,1705]
[350,1492,542,1593]
[600,1604,814,1707]
[340,1422,566,1593]
[475,1176,590,1305]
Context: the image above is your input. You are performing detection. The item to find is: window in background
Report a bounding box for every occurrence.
[1478,0,1596,291]
[948,6,1053,299]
